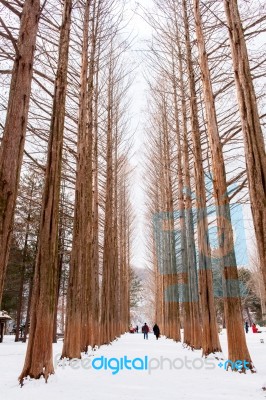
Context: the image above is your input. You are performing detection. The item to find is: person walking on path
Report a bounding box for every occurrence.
[153,323,160,340]
[245,321,249,333]
[142,323,149,339]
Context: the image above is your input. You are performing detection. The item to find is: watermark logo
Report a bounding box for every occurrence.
[54,354,216,374]
[92,356,148,375]
[55,354,148,375]
[148,356,215,373]
[153,177,249,303]
[218,360,250,371]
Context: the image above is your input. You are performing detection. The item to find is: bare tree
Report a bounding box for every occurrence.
[223,0,266,311]
[193,0,253,369]
[19,0,72,383]
[0,0,41,306]
[182,0,221,356]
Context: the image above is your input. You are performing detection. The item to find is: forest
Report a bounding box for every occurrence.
[0,0,265,390]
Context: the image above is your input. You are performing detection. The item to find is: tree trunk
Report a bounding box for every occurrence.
[15,213,31,342]
[91,52,100,347]
[171,52,191,346]
[182,0,221,356]
[162,97,181,342]
[174,23,202,350]
[194,0,253,368]
[245,307,252,327]
[100,53,115,344]
[119,173,129,333]
[19,0,72,383]
[53,192,65,344]
[62,0,90,359]
[112,113,120,339]
[223,0,266,312]
[23,267,34,343]
[80,0,95,353]
[0,0,40,307]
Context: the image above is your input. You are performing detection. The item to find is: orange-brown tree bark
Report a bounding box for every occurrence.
[62,0,90,359]
[194,0,253,368]
[19,0,72,383]
[0,0,41,307]
[223,0,266,313]
[171,53,191,346]
[182,0,221,356]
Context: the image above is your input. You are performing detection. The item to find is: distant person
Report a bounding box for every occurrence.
[153,323,160,340]
[252,323,262,333]
[245,321,249,333]
[142,323,149,339]
[136,325,139,333]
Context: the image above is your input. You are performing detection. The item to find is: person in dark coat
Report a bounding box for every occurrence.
[142,323,149,339]
[153,323,160,340]
[245,321,249,333]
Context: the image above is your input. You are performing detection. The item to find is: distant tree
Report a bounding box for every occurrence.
[213,264,262,325]
[130,268,143,309]
[2,170,42,339]
[2,239,24,319]
[238,267,262,324]
[249,251,266,321]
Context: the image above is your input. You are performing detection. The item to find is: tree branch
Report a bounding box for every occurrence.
[0,0,21,17]
[0,17,18,54]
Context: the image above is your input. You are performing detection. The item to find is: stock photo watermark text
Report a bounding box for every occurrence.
[54,354,226,375]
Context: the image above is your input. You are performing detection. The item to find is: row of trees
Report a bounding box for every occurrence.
[144,0,266,372]
[0,0,265,382]
[0,0,134,383]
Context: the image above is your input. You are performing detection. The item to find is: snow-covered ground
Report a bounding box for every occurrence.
[0,329,266,400]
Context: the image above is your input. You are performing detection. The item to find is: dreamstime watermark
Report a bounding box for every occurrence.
[54,354,218,375]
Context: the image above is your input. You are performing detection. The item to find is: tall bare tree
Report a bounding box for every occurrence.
[182,0,221,356]
[0,0,41,306]
[62,0,96,359]
[19,0,72,383]
[223,0,266,309]
[194,0,253,369]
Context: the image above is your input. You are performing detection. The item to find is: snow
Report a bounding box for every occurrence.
[0,310,11,319]
[0,329,266,400]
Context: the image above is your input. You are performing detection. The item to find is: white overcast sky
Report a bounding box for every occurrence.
[123,0,154,269]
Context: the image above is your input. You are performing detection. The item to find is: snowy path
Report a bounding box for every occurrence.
[0,331,266,400]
